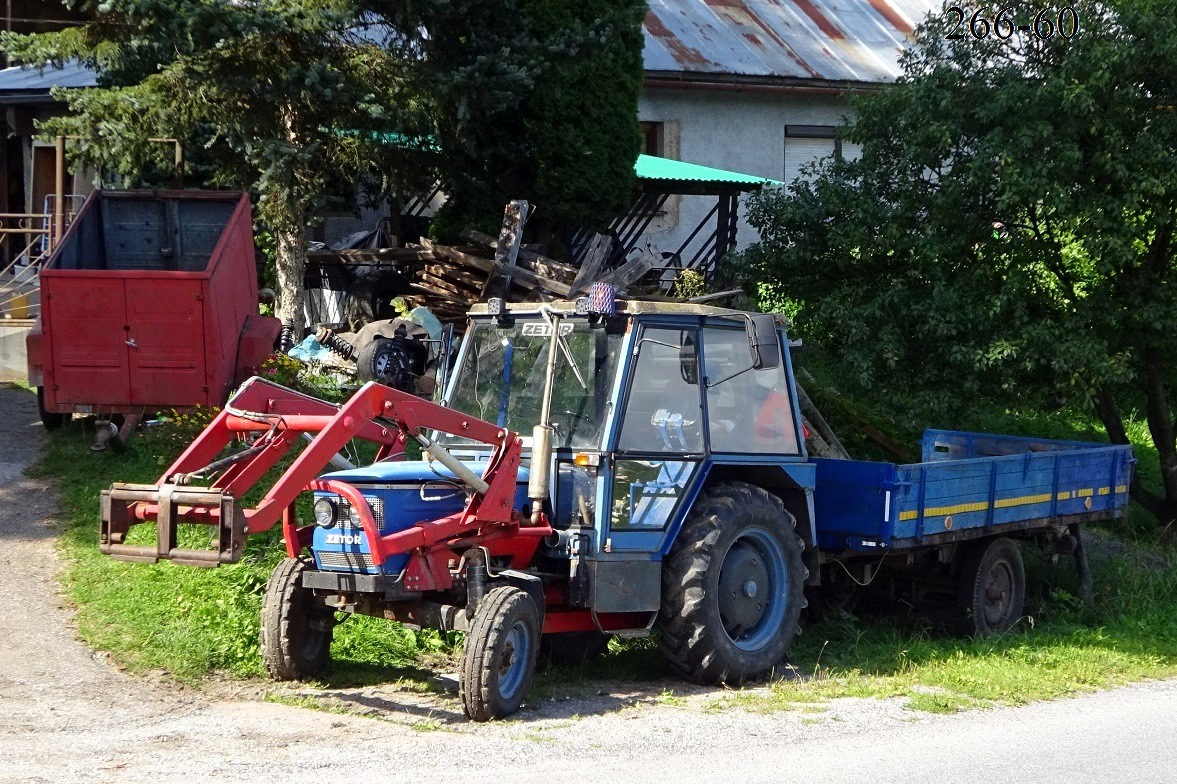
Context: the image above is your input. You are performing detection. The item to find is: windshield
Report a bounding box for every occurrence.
[442,317,623,449]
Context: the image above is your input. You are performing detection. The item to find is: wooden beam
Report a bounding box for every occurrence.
[305,248,433,265]
[428,239,571,297]
[461,229,578,281]
[599,249,660,293]
[482,200,529,298]
[570,233,611,295]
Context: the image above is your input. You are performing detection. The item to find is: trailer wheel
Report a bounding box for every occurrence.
[260,557,334,680]
[659,482,807,685]
[539,631,611,668]
[37,387,67,431]
[959,537,1025,635]
[460,585,540,721]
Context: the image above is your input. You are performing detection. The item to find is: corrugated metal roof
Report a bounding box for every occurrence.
[643,0,940,83]
[636,153,780,187]
[0,62,97,93]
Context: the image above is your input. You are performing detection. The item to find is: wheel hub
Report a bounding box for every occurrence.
[497,622,531,699]
[982,561,1013,626]
[718,541,770,638]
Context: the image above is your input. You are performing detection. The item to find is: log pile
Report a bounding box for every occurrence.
[404,234,579,323]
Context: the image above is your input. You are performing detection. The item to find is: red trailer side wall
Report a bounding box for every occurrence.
[202,195,259,405]
[35,190,267,414]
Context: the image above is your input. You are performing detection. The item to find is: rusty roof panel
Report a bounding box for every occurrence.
[644,0,940,83]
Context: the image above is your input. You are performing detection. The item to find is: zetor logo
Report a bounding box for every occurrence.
[324,533,364,546]
[521,322,573,337]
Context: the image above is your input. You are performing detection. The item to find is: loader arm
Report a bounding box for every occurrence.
[100,376,526,566]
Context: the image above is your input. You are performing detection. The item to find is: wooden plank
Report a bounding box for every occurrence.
[409,282,469,305]
[418,272,479,299]
[482,200,530,298]
[599,249,660,293]
[570,232,611,295]
[429,239,571,297]
[423,263,485,287]
[461,229,578,282]
[305,247,432,265]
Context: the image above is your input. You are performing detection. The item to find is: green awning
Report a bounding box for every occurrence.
[635,154,782,190]
[356,130,779,191]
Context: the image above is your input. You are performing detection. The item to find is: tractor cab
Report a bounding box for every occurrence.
[423,300,811,615]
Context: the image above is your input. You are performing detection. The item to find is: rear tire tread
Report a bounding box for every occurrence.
[659,482,808,685]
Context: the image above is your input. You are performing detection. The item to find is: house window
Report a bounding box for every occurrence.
[783,125,858,184]
[640,121,664,156]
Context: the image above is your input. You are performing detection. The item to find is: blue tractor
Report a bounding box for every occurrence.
[101,295,1132,721]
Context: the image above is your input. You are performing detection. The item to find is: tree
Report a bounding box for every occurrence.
[411,0,644,241]
[2,0,433,330]
[4,1,645,320]
[740,1,1177,524]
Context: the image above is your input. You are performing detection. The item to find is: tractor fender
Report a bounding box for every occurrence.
[492,569,547,632]
[685,462,820,586]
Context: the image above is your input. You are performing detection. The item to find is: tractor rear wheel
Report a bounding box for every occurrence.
[260,557,334,680]
[460,585,540,721]
[659,482,807,685]
[958,537,1025,635]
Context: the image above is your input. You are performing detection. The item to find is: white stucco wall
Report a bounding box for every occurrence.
[638,87,857,268]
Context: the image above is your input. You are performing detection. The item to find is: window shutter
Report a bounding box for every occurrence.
[783,137,836,184]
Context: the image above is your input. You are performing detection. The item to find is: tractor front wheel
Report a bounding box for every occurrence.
[459,585,540,721]
[260,557,334,680]
[659,482,807,685]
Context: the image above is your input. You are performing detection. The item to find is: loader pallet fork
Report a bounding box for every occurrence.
[101,483,247,566]
[98,375,527,568]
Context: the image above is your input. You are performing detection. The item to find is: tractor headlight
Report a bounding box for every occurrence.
[313,498,337,527]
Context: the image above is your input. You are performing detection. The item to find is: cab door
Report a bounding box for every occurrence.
[599,324,704,555]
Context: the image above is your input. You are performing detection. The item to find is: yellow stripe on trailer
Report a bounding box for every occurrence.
[897,485,1126,523]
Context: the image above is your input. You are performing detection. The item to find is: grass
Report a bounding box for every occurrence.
[24,383,1177,719]
[717,544,1177,714]
[34,404,450,684]
[263,693,352,716]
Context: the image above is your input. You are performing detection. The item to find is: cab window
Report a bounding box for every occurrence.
[703,326,799,454]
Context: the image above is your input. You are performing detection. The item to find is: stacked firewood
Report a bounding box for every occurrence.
[404,231,580,322]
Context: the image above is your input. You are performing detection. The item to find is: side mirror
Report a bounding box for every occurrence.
[746,314,781,370]
[679,332,699,385]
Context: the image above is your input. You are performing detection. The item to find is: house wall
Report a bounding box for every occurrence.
[638,86,858,265]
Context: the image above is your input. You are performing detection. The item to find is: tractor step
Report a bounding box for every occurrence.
[100,483,247,566]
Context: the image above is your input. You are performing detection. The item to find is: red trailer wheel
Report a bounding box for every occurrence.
[36,387,67,431]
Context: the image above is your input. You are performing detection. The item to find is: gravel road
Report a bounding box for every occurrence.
[2,384,1175,784]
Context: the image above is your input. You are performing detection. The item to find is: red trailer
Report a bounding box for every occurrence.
[27,190,279,432]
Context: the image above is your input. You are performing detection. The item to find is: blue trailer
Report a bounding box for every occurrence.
[810,430,1133,630]
[101,296,1136,720]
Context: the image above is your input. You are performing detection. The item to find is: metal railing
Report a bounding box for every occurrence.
[0,198,80,319]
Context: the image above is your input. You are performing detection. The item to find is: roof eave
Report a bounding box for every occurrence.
[644,70,890,96]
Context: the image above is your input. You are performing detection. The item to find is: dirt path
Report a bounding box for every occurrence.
[2,385,1176,784]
